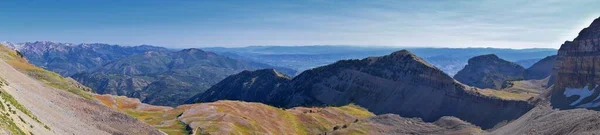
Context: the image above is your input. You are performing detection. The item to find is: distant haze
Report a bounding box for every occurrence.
[1,0,598,49]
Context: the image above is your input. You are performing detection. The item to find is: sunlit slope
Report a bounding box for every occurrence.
[0,44,162,134]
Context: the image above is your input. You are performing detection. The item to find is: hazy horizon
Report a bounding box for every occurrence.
[3,40,561,50]
[1,0,598,49]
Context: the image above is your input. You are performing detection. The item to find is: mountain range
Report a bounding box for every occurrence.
[1,16,600,135]
[4,41,295,106]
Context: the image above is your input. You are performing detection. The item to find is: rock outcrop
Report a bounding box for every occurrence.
[550,17,600,110]
[186,69,291,103]
[454,54,525,89]
[524,55,557,80]
[192,50,533,129]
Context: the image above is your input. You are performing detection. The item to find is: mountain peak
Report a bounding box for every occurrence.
[180,48,204,52]
[177,48,212,55]
[573,16,600,41]
[389,49,414,57]
[467,54,502,64]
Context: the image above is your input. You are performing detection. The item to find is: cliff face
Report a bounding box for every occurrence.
[454,54,525,89]
[524,55,557,80]
[186,69,291,103]
[195,50,533,129]
[551,17,600,110]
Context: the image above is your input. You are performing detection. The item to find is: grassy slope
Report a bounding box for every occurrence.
[0,44,88,134]
[96,94,374,135]
[0,79,26,135]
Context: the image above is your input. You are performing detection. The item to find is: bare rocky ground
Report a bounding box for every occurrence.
[330,114,482,135]
[0,60,163,135]
[490,103,600,135]
[488,85,600,135]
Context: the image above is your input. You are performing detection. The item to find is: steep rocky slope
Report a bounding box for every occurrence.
[550,17,600,110]
[72,48,295,106]
[454,54,525,89]
[524,55,557,80]
[187,69,291,103]
[490,103,600,135]
[191,50,533,129]
[0,44,161,134]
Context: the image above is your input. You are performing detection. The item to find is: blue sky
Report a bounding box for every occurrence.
[0,0,598,48]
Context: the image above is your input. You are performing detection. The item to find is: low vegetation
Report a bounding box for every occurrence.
[0,90,42,125]
[0,110,26,135]
[0,87,27,135]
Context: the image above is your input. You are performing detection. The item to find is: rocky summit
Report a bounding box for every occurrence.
[192,50,533,129]
[454,54,525,89]
[550,17,600,110]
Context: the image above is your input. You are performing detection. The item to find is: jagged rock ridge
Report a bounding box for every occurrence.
[454,54,525,89]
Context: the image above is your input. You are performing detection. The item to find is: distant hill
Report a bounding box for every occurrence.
[454,54,526,89]
[515,58,542,68]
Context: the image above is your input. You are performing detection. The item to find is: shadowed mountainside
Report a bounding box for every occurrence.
[524,55,557,80]
[187,69,292,103]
